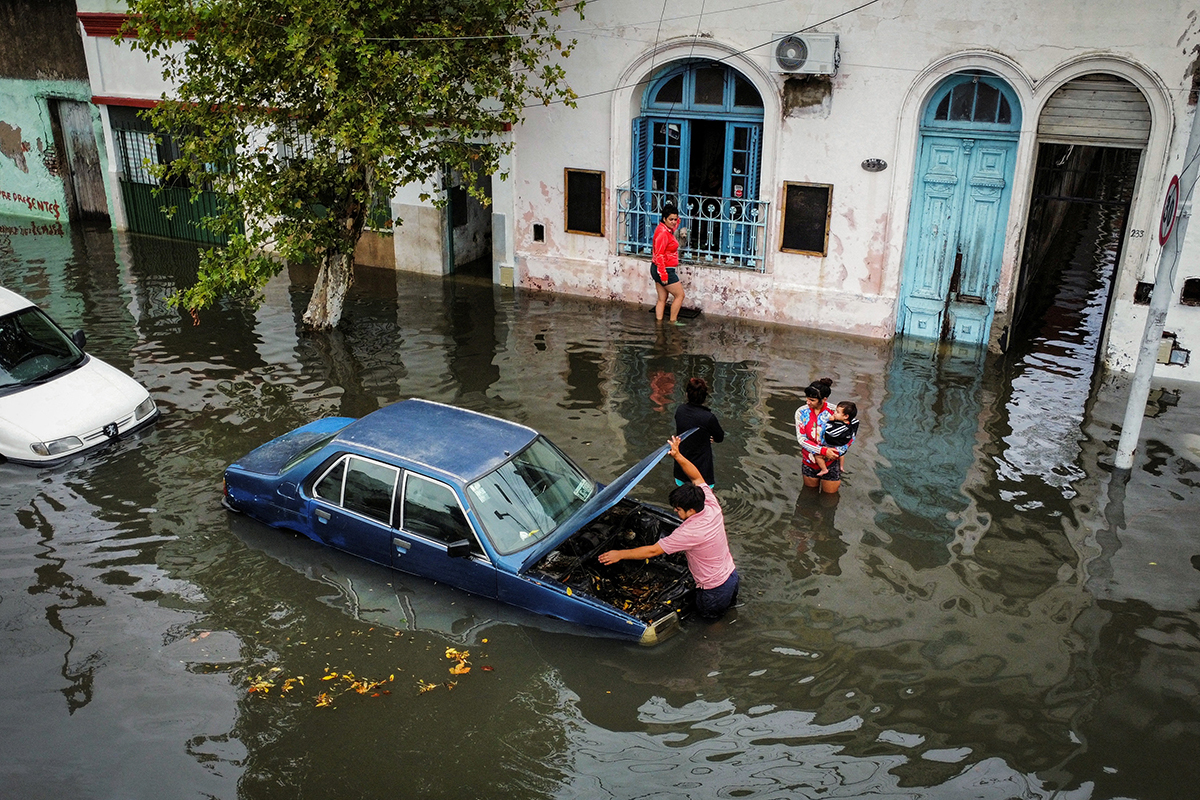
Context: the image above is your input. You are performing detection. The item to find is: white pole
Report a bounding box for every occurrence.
[1114,109,1200,470]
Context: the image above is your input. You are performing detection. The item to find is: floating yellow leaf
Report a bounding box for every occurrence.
[449,663,471,675]
[322,673,338,681]
[315,692,334,707]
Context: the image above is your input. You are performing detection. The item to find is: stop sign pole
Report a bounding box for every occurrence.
[1114,172,1188,471]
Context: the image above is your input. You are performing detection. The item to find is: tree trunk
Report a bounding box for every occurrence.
[303,250,354,329]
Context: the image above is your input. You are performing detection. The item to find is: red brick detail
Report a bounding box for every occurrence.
[92,96,160,109]
[77,12,134,37]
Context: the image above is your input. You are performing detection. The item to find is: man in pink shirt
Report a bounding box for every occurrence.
[599,436,739,619]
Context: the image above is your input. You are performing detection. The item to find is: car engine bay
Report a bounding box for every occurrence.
[528,499,695,622]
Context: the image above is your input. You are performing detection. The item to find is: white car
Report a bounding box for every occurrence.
[0,285,158,464]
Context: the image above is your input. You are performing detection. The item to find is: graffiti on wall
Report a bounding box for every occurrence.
[0,219,64,237]
[0,189,61,220]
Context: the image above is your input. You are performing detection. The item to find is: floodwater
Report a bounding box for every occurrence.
[1,215,1198,800]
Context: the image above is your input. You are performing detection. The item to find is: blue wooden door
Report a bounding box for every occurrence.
[899,74,1021,347]
[899,136,1016,346]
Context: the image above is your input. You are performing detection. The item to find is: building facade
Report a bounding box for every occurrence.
[74,1,1200,380]
[1,0,109,228]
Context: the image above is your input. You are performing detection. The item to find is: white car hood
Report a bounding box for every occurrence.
[0,356,149,446]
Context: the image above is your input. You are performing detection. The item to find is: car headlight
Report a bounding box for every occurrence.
[135,396,157,421]
[31,436,83,457]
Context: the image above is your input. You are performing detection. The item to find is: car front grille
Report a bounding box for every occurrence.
[80,413,136,444]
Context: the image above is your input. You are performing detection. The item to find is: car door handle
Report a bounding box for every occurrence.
[315,509,331,522]
[393,537,411,555]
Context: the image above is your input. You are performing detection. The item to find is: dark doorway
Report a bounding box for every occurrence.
[688,119,726,256]
[446,163,493,277]
[1009,143,1141,363]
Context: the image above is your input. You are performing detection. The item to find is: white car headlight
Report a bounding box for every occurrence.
[31,436,83,457]
[135,397,157,421]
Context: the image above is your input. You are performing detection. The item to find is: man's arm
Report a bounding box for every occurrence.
[598,543,665,565]
[669,435,705,486]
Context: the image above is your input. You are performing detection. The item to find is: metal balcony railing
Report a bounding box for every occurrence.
[616,187,769,271]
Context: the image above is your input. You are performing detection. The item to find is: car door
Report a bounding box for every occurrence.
[306,454,399,566]
[391,471,499,599]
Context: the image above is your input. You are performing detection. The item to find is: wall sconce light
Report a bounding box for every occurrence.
[861,158,887,172]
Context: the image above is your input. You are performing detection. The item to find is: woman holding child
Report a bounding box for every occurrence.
[794,377,858,494]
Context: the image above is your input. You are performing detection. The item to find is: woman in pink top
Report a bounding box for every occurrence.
[599,436,739,619]
[651,203,686,325]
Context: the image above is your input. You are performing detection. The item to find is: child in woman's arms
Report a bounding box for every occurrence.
[815,401,858,476]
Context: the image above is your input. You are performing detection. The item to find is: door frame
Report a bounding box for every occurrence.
[897,72,1023,346]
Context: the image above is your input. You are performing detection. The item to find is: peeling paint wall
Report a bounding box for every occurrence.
[1,0,101,223]
[0,78,101,222]
[498,0,1200,381]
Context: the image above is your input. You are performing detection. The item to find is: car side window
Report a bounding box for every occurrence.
[313,458,347,504]
[401,473,475,547]
[342,457,400,525]
[312,456,400,527]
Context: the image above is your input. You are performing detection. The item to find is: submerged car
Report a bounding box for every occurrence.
[0,286,158,465]
[223,399,696,644]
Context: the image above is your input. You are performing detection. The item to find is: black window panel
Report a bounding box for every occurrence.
[655,75,683,104]
[734,75,763,108]
[694,67,725,105]
[565,169,604,236]
[974,82,1000,122]
[780,182,832,255]
[949,85,975,121]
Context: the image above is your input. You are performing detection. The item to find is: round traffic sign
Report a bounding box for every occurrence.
[1159,174,1180,246]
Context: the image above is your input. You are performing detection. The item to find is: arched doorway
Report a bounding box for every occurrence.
[1008,73,1149,360]
[898,72,1023,346]
[617,60,767,267]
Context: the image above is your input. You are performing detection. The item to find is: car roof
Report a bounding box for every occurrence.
[333,399,539,482]
[0,285,36,316]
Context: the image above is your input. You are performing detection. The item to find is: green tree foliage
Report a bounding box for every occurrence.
[121,0,581,328]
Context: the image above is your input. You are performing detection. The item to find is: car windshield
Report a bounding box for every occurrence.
[466,436,596,555]
[0,307,84,391]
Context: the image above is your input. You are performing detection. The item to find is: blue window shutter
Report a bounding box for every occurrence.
[631,116,650,193]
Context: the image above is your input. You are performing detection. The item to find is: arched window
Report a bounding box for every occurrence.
[618,61,767,268]
[922,72,1022,135]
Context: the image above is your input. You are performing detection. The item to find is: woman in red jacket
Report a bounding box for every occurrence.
[651,204,686,324]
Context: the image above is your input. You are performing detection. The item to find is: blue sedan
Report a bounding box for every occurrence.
[223,399,695,644]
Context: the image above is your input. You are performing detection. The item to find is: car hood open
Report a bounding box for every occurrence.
[516,431,694,573]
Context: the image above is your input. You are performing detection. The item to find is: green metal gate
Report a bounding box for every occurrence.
[109,106,235,245]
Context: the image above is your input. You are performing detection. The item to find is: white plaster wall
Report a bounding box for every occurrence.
[507,0,1200,374]
[69,0,1200,378]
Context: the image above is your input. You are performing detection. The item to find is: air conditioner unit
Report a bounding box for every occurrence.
[772,33,839,75]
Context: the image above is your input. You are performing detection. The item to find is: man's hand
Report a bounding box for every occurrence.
[599,543,664,565]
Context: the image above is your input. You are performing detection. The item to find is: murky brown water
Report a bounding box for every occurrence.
[2,215,1199,799]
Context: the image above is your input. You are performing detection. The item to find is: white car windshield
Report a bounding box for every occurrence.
[0,307,84,391]
[467,436,595,555]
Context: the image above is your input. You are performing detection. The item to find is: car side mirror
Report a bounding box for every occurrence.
[446,539,473,559]
[71,329,87,349]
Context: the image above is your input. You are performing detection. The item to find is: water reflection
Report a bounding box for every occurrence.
[2,214,1199,798]
[874,339,985,569]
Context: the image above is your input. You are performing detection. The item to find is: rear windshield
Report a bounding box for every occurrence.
[0,307,84,391]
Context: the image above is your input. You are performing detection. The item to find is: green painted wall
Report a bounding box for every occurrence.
[0,78,110,223]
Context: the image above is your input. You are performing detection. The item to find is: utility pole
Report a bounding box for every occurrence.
[1114,106,1200,470]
